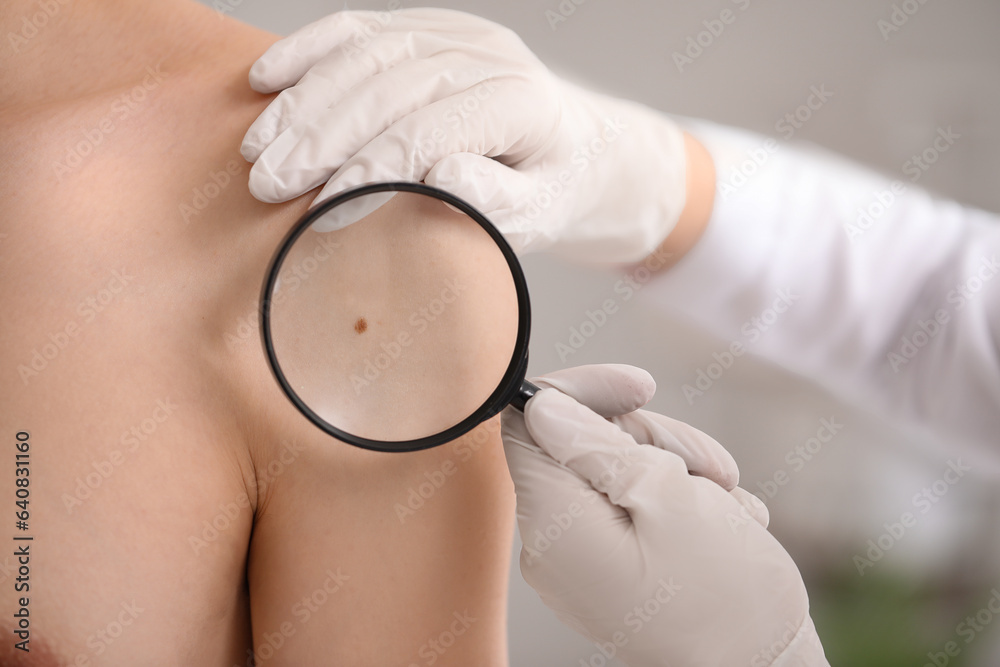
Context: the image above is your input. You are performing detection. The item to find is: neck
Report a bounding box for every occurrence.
[1,0,272,109]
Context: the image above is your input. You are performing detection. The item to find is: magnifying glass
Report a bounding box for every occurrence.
[260,182,539,453]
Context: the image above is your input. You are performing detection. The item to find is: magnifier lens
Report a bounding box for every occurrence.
[266,187,523,448]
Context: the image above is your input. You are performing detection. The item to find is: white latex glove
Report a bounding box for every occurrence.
[240,8,688,263]
[503,364,829,666]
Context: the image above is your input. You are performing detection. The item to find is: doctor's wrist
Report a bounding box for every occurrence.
[644,131,716,272]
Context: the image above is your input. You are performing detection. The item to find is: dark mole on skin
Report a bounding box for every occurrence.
[354,317,368,334]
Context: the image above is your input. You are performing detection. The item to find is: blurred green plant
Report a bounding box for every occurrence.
[809,568,986,667]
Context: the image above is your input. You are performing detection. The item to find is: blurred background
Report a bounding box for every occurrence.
[210,0,1000,663]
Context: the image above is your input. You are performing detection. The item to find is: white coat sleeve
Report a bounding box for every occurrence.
[646,117,1000,460]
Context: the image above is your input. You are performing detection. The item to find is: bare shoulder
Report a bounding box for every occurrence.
[236,187,518,666]
[0,10,516,665]
[0,25,301,664]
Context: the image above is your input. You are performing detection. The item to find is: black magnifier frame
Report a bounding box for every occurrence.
[260,181,539,453]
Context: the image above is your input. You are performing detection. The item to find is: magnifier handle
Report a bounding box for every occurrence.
[509,380,541,412]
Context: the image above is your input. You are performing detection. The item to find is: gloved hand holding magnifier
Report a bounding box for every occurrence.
[261,181,539,452]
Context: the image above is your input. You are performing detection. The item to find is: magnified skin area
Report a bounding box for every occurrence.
[0,1,514,664]
[269,192,520,441]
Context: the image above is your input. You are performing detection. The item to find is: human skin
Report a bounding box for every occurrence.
[0,0,718,663]
[652,132,717,272]
[0,0,514,664]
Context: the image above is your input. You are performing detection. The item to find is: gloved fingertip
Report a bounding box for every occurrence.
[717,467,740,492]
[700,466,739,494]
[428,152,492,185]
[524,387,593,428]
[533,364,656,418]
[247,163,287,204]
[311,178,357,210]
[239,138,262,163]
[622,365,656,405]
[687,440,739,491]
[248,59,286,94]
[730,487,769,528]
[427,153,528,213]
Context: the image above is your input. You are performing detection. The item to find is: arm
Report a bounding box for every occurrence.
[647,131,717,272]
[645,117,1000,458]
[246,421,513,666]
[244,193,517,665]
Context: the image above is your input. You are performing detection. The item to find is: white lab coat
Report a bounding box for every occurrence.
[648,119,1000,469]
[634,118,1000,665]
